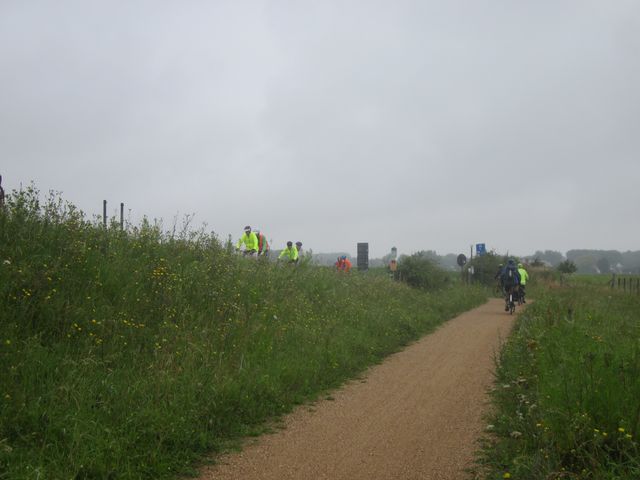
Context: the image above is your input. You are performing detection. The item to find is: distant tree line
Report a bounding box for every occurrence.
[527,249,640,274]
[310,248,640,275]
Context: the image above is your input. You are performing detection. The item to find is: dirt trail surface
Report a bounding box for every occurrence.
[200,298,517,480]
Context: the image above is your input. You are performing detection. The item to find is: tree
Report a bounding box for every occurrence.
[530,257,545,267]
[397,251,448,290]
[465,252,506,286]
[557,260,577,275]
[596,257,610,274]
[532,250,565,266]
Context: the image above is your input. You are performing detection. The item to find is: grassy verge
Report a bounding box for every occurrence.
[476,279,640,479]
[0,188,486,479]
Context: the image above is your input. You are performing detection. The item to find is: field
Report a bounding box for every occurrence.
[476,275,640,479]
[0,188,486,479]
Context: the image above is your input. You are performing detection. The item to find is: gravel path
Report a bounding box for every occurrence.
[199,298,516,480]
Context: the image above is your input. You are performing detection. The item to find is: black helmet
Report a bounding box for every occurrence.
[286,241,293,247]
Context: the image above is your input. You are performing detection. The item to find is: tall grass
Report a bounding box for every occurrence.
[476,279,640,479]
[0,187,486,479]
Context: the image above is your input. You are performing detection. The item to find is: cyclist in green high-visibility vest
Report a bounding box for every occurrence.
[517,263,530,303]
[236,226,259,256]
[278,241,299,263]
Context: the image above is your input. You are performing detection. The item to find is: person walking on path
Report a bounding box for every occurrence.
[236,226,259,256]
[278,241,299,263]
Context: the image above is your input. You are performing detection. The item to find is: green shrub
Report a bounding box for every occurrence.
[466,252,510,287]
[397,251,449,290]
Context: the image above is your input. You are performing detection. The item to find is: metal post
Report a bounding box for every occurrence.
[120,203,124,230]
[103,200,107,228]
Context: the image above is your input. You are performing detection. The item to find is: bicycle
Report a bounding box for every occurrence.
[236,248,257,259]
[517,285,524,306]
[505,286,516,315]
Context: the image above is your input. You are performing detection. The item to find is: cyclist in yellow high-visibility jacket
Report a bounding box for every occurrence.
[517,263,529,303]
[278,241,299,263]
[236,226,259,255]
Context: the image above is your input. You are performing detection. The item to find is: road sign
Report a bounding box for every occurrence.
[357,243,369,271]
[457,254,467,267]
[476,243,486,256]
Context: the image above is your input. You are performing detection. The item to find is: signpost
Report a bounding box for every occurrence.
[476,243,486,256]
[457,253,467,284]
[357,243,369,271]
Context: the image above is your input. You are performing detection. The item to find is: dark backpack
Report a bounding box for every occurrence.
[503,265,518,286]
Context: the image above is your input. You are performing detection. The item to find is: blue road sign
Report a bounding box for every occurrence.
[476,243,486,256]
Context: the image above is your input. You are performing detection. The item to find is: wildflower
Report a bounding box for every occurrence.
[3,260,10,265]
[4,340,10,345]
[625,434,632,439]
[618,427,625,433]
[503,473,512,479]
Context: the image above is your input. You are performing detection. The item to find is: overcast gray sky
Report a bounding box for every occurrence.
[2,0,639,258]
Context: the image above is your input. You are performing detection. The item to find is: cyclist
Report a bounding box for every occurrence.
[294,241,303,264]
[254,228,270,257]
[335,255,352,272]
[236,226,259,257]
[278,241,299,263]
[517,263,529,303]
[500,259,521,311]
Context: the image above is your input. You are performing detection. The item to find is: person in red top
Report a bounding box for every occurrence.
[335,255,352,272]
[254,228,270,257]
